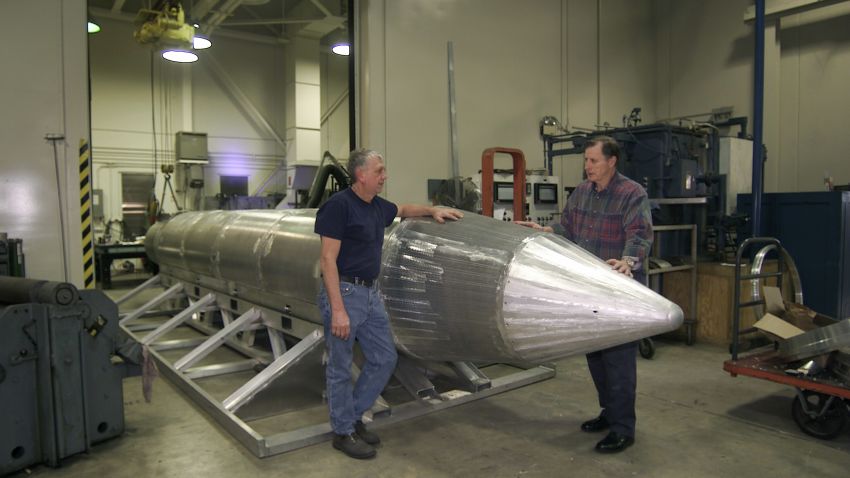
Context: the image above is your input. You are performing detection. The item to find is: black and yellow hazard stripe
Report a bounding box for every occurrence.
[79,139,95,288]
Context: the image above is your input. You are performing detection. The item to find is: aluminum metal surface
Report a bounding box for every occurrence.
[749,243,804,316]
[146,209,323,324]
[382,214,683,363]
[778,319,850,362]
[831,348,850,384]
[146,209,683,364]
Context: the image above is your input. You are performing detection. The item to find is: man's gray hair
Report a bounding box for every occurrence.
[347,149,383,181]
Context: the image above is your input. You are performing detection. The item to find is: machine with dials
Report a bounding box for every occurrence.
[472,171,561,224]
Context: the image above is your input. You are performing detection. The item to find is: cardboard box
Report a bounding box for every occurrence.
[762,285,785,315]
[753,313,805,340]
[783,303,823,331]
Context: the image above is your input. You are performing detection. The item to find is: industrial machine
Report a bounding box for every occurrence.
[203,194,282,211]
[473,171,560,223]
[133,1,195,51]
[473,146,561,224]
[542,111,754,260]
[118,210,683,457]
[0,278,132,475]
[0,234,25,277]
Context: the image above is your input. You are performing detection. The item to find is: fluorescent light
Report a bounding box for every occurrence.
[331,43,350,56]
[87,21,101,33]
[193,36,211,49]
[162,50,198,63]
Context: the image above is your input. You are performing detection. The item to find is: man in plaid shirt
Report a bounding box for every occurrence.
[518,135,652,454]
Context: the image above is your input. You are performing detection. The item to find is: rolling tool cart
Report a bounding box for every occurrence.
[723,237,850,439]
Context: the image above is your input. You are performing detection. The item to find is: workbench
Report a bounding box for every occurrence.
[94,243,147,289]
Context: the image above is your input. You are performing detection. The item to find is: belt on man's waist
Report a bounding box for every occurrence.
[338,275,375,287]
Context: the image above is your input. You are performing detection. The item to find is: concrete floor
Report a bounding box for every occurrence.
[12,275,850,478]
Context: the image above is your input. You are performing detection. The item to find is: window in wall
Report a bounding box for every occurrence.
[220,175,249,196]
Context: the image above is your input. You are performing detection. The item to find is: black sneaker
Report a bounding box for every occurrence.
[355,420,381,445]
[332,433,376,459]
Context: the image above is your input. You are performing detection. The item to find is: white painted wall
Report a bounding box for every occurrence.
[0,0,89,284]
[564,0,656,186]
[654,0,850,193]
[653,0,754,125]
[359,0,657,204]
[776,3,850,191]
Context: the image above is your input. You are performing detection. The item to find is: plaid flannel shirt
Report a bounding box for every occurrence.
[557,172,653,268]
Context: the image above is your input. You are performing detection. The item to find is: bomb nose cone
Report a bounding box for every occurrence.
[501,234,684,362]
[666,302,685,329]
[381,214,684,364]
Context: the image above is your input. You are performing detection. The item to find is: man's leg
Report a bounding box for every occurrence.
[319,284,377,459]
[599,341,638,437]
[319,284,365,435]
[352,287,398,420]
[586,350,609,418]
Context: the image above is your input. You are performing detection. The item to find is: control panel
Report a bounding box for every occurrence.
[473,171,561,224]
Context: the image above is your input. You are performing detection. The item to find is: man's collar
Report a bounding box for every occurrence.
[349,184,375,203]
[592,171,622,192]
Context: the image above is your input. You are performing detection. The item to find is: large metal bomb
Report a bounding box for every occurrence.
[145,210,683,364]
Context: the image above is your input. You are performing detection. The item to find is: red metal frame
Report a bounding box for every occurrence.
[724,352,850,399]
[481,147,526,220]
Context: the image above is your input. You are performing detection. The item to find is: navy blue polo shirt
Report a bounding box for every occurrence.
[314,188,398,280]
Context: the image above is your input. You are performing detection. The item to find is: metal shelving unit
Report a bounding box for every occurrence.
[647,224,698,345]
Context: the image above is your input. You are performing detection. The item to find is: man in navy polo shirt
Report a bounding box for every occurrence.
[315,148,463,459]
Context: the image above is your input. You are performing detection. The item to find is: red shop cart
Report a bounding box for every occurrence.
[723,237,850,439]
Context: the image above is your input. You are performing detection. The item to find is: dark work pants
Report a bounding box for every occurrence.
[586,340,638,437]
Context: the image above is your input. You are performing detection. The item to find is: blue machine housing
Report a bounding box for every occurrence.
[738,191,850,320]
[606,124,711,199]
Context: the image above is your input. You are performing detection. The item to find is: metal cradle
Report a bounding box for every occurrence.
[118,275,555,457]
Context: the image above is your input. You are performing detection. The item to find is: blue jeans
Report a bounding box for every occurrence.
[318,282,398,435]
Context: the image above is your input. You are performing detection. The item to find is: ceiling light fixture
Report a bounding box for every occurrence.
[162,49,198,63]
[87,21,101,33]
[193,35,211,49]
[331,43,350,56]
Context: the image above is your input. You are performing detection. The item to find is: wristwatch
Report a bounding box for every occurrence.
[622,257,636,270]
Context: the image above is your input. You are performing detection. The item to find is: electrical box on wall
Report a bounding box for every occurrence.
[92,189,104,222]
[176,131,208,164]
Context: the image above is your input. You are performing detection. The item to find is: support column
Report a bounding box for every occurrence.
[282,36,322,207]
[762,19,781,193]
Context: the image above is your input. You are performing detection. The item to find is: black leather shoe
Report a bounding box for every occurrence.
[355,420,380,445]
[595,431,634,453]
[333,433,376,459]
[580,416,610,433]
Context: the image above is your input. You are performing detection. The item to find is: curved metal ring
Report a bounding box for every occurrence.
[749,244,804,317]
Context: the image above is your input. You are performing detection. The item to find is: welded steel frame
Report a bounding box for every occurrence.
[118,274,556,457]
